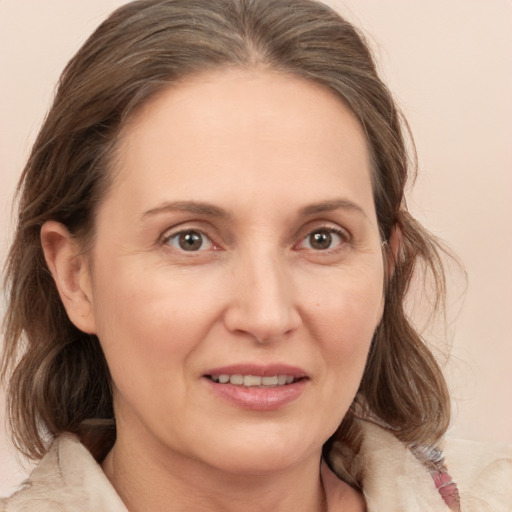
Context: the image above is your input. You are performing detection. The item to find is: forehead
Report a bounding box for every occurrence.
[106,68,375,220]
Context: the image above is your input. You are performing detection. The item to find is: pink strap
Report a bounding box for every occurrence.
[431,466,461,511]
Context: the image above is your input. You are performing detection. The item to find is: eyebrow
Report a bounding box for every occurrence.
[141,197,367,221]
[300,198,367,218]
[141,201,231,220]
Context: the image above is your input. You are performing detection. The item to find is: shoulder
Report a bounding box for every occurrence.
[443,437,512,512]
[328,419,512,511]
[0,434,126,512]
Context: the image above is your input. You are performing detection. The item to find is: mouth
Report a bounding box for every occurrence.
[202,365,309,410]
[205,374,305,387]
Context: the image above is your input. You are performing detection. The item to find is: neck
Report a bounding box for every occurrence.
[102,434,327,512]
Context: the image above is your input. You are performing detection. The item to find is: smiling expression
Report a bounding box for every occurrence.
[81,68,386,474]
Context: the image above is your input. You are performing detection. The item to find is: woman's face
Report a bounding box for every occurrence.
[83,68,385,473]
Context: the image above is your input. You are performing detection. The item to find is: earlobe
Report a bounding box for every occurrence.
[41,221,97,334]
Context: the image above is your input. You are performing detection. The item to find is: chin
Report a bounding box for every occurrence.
[190,423,325,476]
[212,445,311,476]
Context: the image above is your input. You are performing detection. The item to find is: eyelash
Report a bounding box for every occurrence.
[160,225,350,253]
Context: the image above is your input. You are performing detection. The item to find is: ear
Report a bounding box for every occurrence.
[385,224,402,278]
[389,224,402,263]
[377,224,403,323]
[41,221,97,334]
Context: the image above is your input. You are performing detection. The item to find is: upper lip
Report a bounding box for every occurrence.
[203,364,308,379]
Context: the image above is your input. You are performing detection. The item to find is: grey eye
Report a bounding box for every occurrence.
[309,231,333,250]
[299,229,344,251]
[166,230,213,251]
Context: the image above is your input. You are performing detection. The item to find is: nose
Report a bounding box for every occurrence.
[223,249,302,344]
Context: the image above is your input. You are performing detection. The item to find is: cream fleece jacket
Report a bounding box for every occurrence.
[2,420,511,511]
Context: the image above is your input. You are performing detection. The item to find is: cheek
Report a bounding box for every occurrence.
[293,267,383,438]
[89,260,223,379]
[307,267,383,342]
[304,265,384,380]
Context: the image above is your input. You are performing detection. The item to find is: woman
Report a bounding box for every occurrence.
[1,0,510,510]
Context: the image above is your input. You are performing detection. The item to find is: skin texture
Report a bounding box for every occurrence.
[41,68,385,511]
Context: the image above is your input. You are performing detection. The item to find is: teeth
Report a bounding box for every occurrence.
[230,374,244,385]
[262,376,278,386]
[210,374,298,387]
[244,375,261,386]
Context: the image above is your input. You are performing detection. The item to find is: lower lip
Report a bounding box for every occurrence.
[204,378,308,411]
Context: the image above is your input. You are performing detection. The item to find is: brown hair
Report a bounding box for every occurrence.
[1,0,450,485]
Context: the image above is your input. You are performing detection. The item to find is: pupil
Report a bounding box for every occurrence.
[179,231,202,251]
[311,232,331,250]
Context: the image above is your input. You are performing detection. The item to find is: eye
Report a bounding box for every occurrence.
[164,230,214,252]
[298,228,346,251]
